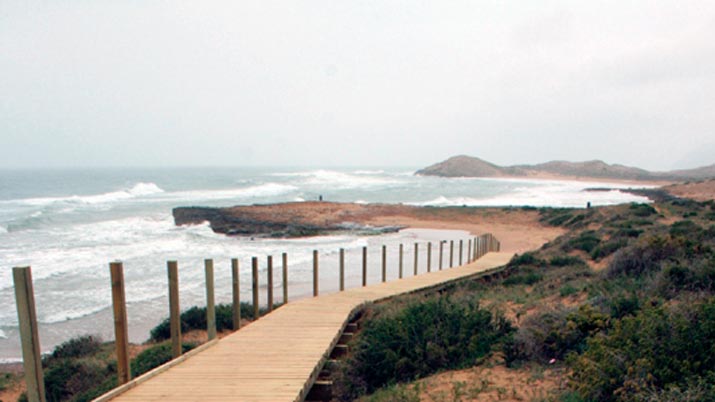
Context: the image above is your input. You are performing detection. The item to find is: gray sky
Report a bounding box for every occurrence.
[1,1,714,170]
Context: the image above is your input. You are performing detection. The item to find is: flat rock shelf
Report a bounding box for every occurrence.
[98,252,512,402]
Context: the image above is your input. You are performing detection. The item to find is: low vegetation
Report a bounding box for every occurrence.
[334,199,715,401]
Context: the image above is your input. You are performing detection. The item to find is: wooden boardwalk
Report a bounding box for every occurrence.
[100,252,512,402]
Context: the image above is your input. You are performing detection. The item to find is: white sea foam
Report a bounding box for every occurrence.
[0,225,6,234]
[271,170,398,189]
[169,183,297,202]
[353,169,385,175]
[14,182,165,206]
[0,329,6,339]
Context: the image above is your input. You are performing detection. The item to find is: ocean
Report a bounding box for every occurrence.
[0,167,652,362]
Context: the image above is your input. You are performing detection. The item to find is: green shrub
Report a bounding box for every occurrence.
[607,236,679,278]
[504,305,608,366]
[508,252,545,267]
[570,299,715,402]
[149,302,278,342]
[567,231,601,254]
[591,239,628,260]
[550,255,586,267]
[338,296,512,398]
[615,227,643,238]
[131,342,196,378]
[503,270,543,286]
[670,220,702,238]
[44,360,111,402]
[629,203,657,217]
[560,284,579,297]
[49,335,102,360]
[608,293,641,319]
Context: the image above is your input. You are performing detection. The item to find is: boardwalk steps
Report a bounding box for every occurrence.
[98,252,512,402]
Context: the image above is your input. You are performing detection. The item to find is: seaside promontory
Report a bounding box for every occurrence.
[416,155,715,182]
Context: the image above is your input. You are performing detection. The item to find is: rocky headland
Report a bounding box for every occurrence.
[416,155,715,182]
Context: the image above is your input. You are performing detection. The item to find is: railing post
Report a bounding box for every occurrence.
[473,237,478,260]
[109,261,130,385]
[267,256,274,311]
[399,243,404,279]
[362,246,367,287]
[13,267,46,402]
[282,253,288,304]
[427,242,432,272]
[459,240,463,266]
[252,257,259,320]
[381,245,387,282]
[339,248,345,291]
[313,250,319,296]
[231,258,241,330]
[439,241,444,270]
[167,261,182,358]
[205,259,216,340]
[467,239,472,263]
[449,240,454,268]
[413,243,419,275]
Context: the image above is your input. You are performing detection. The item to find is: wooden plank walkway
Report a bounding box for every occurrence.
[100,252,512,402]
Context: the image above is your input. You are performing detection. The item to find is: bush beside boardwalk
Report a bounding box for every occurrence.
[334,199,715,401]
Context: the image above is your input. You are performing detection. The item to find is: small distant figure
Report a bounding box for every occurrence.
[587,201,591,209]
[319,195,323,202]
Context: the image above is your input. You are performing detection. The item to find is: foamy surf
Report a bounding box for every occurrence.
[11,182,165,206]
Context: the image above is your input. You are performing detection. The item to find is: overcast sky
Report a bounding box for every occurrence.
[1,1,714,170]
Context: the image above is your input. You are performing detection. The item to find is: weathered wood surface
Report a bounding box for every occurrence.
[102,252,511,402]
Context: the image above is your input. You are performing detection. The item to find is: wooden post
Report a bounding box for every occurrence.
[413,243,419,275]
[282,253,288,304]
[13,267,46,402]
[449,240,454,268]
[381,245,387,282]
[267,256,274,312]
[362,246,367,287]
[167,261,182,359]
[231,258,241,330]
[204,259,216,341]
[439,241,444,270]
[339,248,345,291]
[427,242,432,272]
[399,243,404,279]
[473,237,478,260]
[313,250,319,297]
[459,240,463,266]
[109,262,130,385]
[252,257,259,320]
[468,239,472,263]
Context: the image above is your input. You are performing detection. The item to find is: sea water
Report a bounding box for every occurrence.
[0,167,652,361]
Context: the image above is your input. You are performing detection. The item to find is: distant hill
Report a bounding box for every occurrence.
[416,155,715,182]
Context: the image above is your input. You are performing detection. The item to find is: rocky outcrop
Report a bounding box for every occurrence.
[172,202,406,237]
